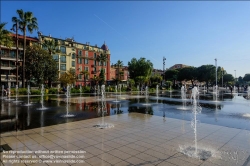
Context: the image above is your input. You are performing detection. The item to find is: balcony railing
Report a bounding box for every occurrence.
[0,74,19,82]
[1,54,23,60]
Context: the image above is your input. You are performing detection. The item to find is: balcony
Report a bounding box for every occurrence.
[0,74,18,82]
[1,54,23,61]
[1,64,17,70]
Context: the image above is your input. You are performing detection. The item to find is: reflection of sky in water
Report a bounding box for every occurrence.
[0,93,250,133]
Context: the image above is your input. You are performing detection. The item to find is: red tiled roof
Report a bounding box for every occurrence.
[10,33,39,42]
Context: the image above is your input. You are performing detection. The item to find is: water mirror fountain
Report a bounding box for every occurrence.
[37,84,47,110]
[180,86,213,160]
[61,85,75,118]
[177,85,189,110]
[23,85,32,106]
[1,82,250,165]
[57,84,60,96]
[94,85,114,129]
[156,85,159,98]
[12,85,22,103]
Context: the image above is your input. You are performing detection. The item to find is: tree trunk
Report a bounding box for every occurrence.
[22,29,26,88]
[206,81,209,93]
[0,45,2,87]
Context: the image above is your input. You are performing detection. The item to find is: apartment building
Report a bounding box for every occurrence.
[38,34,111,86]
[169,64,190,70]
[0,33,38,87]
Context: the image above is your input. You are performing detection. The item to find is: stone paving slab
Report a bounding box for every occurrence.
[1,113,250,166]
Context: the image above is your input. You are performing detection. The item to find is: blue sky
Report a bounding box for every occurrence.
[1,1,250,78]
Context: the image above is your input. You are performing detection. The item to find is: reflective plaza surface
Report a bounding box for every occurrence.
[0,89,250,165]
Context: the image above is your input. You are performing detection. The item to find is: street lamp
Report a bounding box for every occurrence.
[215,58,217,86]
[221,67,224,88]
[163,56,166,85]
[234,70,236,82]
[10,22,19,87]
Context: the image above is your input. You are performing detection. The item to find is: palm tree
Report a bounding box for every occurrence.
[115,60,123,84]
[0,23,13,87]
[80,70,89,86]
[12,9,38,88]
[41,39,60,87]
[42,39,60,55]
[96,54,107,84]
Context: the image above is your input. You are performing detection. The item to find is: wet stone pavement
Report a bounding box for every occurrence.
[1,112,250,166]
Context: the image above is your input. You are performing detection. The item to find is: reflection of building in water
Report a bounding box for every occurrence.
[75,101,111,115]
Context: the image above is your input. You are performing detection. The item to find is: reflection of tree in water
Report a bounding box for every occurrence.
[128,106,154,115]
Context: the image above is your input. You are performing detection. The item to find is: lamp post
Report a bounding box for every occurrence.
[215,58,217,86]
[234,70,236,83]
[221,67,224,88]
[163,56,166,85]
[11,22,19,87]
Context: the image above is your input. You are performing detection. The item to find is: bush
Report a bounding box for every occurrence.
[30,89,41,95]
[18,88,28,95]
[71,88,80,94]
[83,86,90,93]
[49,88,57,94]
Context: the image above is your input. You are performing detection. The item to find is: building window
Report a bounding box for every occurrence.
[85,51,88,56]
[72,61,75,67]
[94,60,97,66]
[78,74,82,79]
[0,50,5,55]
[94,53,96,58]
[60,56,66,63]
[10,50,15,57]
[60,64,66,71]
[84,67,89,71]
[72,53,75,59]
[78,58,82,64]
[104,61,106,66]
[85,59,88,64]
[60,46,66,54]
[53,54,59,61]
[78,50,82,56]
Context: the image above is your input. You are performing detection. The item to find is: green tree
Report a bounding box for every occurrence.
[115,60,123,84]
[59,68,77,86]
[223,74,234,86]
[243,74,250,82]
[128,79,135,88]
[44,57,58,87]
[150,74,162,87]
[25,44,57,86]
[0,23,13,86]
[197,65,215,90]
[99,69,105,85]
[135,76,146,87]
[177,67,197,86]
[128,57,153,85]
[164,69,179,88]
[96,54,107,84]
[42,39,60,55]
[12,9,38,88]
[80,70,89,86]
